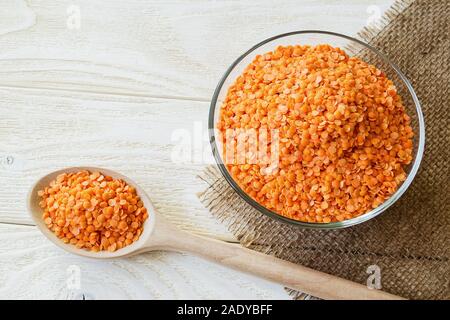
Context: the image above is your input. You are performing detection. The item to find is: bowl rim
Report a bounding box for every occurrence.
[208,30,425,229]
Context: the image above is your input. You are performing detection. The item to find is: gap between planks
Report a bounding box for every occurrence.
[0,221,241,244]
[0,84,212,103]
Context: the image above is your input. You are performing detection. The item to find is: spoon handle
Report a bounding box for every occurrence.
[149,224,404,300]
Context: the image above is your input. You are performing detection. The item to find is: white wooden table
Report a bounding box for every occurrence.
[0,0,392,299]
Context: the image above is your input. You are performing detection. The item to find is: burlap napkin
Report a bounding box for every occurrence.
[198,0,449,300]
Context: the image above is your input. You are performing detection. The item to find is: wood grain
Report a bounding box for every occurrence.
[0,87,228,238]
[0,223,288,299]
[0,0,394,299]
[136,211,404,300]
[0,0,391,99]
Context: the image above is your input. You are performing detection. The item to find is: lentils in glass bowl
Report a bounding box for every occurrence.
[209,31,425,229]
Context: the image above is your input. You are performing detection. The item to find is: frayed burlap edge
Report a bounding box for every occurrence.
[357,0,414,42]
[197,166,322,300]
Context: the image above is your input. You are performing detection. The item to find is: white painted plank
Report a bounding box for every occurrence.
[0,87,228,238]
[0,0,392,99]
[0,0,394,300]
[0,223,289,299]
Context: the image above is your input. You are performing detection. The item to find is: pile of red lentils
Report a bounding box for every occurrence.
[218,44,414,223]
[38,171,148,251]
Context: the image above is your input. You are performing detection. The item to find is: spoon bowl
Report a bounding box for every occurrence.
[27,167,158,259]
[27,167,404,299]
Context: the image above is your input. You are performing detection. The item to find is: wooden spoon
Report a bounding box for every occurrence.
[27,167,404,300]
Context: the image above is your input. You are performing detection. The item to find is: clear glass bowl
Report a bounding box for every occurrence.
[209,30,425,229]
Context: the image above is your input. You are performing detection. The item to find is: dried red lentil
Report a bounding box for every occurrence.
[218,44,414,223]
[38,170,148,251]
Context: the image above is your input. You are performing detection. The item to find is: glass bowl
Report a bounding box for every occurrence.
[209,30,425,229]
